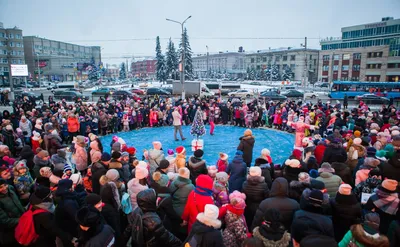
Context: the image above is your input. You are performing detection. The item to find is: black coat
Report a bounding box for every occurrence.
[226,154,247,193]
[20,145,35,170]
[77,223,115,247]
[251,178,300,231]
[330,193,362,242]
[237,135,255,166]
[187,156,207,185]
[185,220,225,247]
[383,151,400,182]
[331,162,353,186]
[91,162,107,195]
[55,191,80,237]
[388,220,400,247]
[254,157,274,188]
[322,142,347,164]
[291,209,334,242]
[283,166,306,184]
[242,176,269,228]
[288,181,311,202]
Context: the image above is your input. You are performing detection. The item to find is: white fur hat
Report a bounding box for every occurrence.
[201,204,219,220]
[137,161,148,169]
[370,129,378,134]
[249,166,262,177]
[70,173,82,185]
[261,148,270,157]
[285,159,301,168]
[391,130,400,137]
[353,138,362,145]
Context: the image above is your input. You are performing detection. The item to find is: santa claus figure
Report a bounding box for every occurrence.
[288,116,315,149]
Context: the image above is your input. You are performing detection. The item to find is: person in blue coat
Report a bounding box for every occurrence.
[226,150,247,193]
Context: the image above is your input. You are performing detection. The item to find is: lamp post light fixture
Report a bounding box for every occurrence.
[166,15,192,99]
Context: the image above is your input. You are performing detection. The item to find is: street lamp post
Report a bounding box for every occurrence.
[206,45,209,79]
[166,15,191,99]
[36,53,40,83]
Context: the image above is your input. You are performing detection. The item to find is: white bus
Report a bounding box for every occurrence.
[205,82,221,94]
[221,83,241,95]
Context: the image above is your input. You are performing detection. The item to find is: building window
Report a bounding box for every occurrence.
[342,54,350,60]
[342,65,349,71]
[0,33,4,38]
[18,59,23,64]
[353,53,361,59]
[4,67,9,72]
[309,55,312,60]
[2,58,8,64]
[1,50,6,55]
[256,57,261,63]
[9,33,14,39]
[388,63,400,68]
[323,65,329,71]
[333,55,340,60]
[9,42,14,47]
[367,63,382,69]
[290,64,295,70]
[314,59,317,65]
[290,55,296,61]
[323,55,330,61]
[262,57,267,62]
[283,56,288,61]
[353,64,360,71]
[275,55,280,62]
[333,65,339,71]
[16,43,21,47]
[251,58,255,63]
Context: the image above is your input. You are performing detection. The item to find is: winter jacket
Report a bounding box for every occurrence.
[316,172,342,198]
[91,162,107,195]
[127,178,149,210]
[383,151,400,182]
[187,156,207,184]
[388,220,400,247]
[13,172,34,199]
[67,116,79,133]
[253,226,291,247]
[314,144,326,165]
[237,135,255,166]
[283,165,306,184]
[175,153,186,170]
[0,186,25,245]
[226,154,247,193]
[20,145,35,170]
[109,159,124,181]
[19,119,32,137]
[169,176,194,217]
[322,142,347,164]
[100,183,122,245]
[291,209,334,241]
[353,177,382,201]
[212,181,229,207]
[330,193,362,242]
[51,153,67,177]
[182,190,214,234]
[33,155,51,178]
[338,224,389,247]
[222,209,247,247]
[73,144,88,172]
[254,157,274,188]
[137,189,182,247]
[185,219,224,247]
[147,148,165,174]
[55,190,80,237]
[331,162,353,186]
[242,175,269,228]
[78,223,115,247]
[289,180,311,202]
[251,177,300,231]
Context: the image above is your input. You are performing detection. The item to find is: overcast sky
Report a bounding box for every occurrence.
[1,0,399,65]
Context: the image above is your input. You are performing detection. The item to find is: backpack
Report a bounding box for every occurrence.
[15,206,47,246]
[121,192,133,214]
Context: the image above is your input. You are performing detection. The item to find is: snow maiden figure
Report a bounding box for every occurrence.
[288,116,316,149]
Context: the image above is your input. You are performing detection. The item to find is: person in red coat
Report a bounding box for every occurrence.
[314,140,327,165]
[182,174,215,233]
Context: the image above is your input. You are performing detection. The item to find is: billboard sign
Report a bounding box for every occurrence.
[10,64,28,76]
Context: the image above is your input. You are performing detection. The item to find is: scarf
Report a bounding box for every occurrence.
[35,202,55,213]
[371,189,399,215]
[194,185,213,196]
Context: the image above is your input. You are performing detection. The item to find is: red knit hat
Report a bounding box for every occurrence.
[292,149,302,160]
[176,146,185,155]
[195,174,213,190]
[126,147,136,155]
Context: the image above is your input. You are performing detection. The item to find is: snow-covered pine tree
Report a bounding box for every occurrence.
[282,65,294,81]
[165,38,179,80]
[271,64,280,81]
[190,109,206,138]
[119,63,126,79]
[179,28,194,80]
[155,36,167,82]
[264,66,271,81]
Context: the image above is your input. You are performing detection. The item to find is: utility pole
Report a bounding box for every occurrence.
[304,37,308,87]
[206,45,209,79]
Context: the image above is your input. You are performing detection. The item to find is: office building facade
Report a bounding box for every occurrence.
[131,59,156,78]
[192,52,246,78]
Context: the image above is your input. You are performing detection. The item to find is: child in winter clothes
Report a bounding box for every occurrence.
[165,149,177,173]
[219,191,249,247]
[122,114,130,131]
[83,166,93,192]
[208,165,218,179]
[216,152,228,172]
[355,157,380,186]
[72,135,88,174]
[63,163,73,179]
[13,160,34,204]
[213,172,229,207]
[31,131,42,154]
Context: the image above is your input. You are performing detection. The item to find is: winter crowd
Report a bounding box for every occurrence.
[0,93,400,247]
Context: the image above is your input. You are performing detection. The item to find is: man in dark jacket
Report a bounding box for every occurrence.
[226,150,247,193]
[91,153,111,195]
[237,129,255,167]
[55,179,80,237]
[135,189,182,247]
[383,138,400,182]
[0,178,25,246]
[251,177,300,231]
[187,149,207,184]
[321,136,347,164]
[291,189,334,245]
[75,206,115,247]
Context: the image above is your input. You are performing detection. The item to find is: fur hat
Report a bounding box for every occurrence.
[135,166,148,180]
[152,141,162,150]
[285,159,301,168]
[216,172,228,184]
[194,149,204,158]
[219,152,228,161]
[353,138,362,145]
[338,184,352,195]
[106,169,120,181]
[178,167,190,179]
[176,146,185,155]
[381,179,398,192]
[249,166,262,177]
[32,131,41,141]
[196,204,221,229]
[318,162,335,173]
[298,172,310,183]
[244,129,253,136]
[70,173,82,185]
[44,123,54,132]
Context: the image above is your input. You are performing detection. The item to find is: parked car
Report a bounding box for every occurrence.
[281,90,304,98]
[16,91,42,101]
[112,90,141,100]
[146,88,171,96]
[250,81,262,86]
[315,82,330,88]
[228,89,254,98]
[131,88,145,95]
[304,91,326,99]
[53,91,88,101]
[92,87,113,96]
[259,91,287,101]
[356,94,390,104]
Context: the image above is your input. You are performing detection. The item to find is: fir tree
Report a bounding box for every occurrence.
[166,38,179,80]
[282,65,294,81]
[190,109,206,138]
[119,63,126,79]
[271,64,280,81]
[179,28,194,80]
[155,36,167,82]
[87,57,98,81]
[264,66,271,81]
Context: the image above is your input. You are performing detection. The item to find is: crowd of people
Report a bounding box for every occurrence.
[0,93,399,247]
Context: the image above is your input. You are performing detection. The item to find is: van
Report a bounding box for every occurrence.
[279,85,296,91]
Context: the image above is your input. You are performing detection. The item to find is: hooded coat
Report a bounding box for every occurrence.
[251,178,300,231]
[147,148,165,174]
[237,135,255,166]
[316,172,343,198]
[55,186,80,237]
[331,162,353,186]
[169,176,195,217]
[254,157,274,188]
[91,162,107,195]
[33,155,51,178]
[187,156,207,184]
[253,226,291,247]
[185,215,224,247]
[322,142,347,164]
[137,189,182,247]
[338,224,389,247]
[242,175,269,228]
[100,182,122,244]
[383,151,400,182]
[20,145,35,170]
[73,143,87,172]
[127,178,149,210]
[226,154,247,193]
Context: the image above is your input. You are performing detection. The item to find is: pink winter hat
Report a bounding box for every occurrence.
[338,184,352,195]
[229,190,246,209]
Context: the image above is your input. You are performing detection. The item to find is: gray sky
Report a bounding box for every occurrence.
[1,0,399,65]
